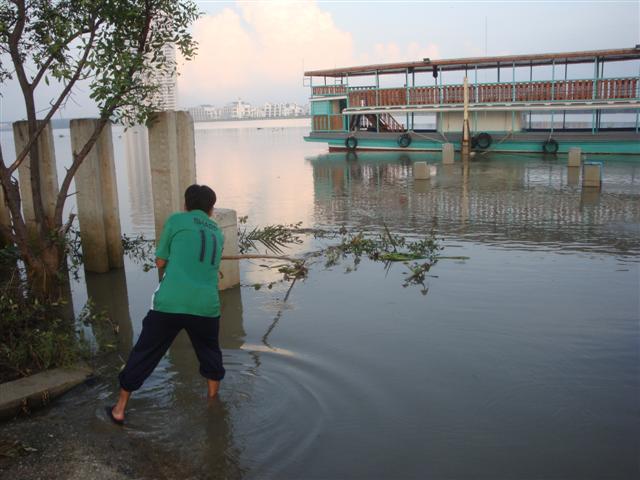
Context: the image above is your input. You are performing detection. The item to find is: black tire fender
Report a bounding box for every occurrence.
[397,133,412,148]
[476,132,492,149]
[345,136,358,150]
[542,139,559,154]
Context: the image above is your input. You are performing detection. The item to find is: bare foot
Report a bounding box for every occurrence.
[105,405,124,426]
[111,406,125,422]
[108,388,131,424]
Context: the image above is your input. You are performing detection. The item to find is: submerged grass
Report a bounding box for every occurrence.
[0,244,114,384]
[0,289,87,383]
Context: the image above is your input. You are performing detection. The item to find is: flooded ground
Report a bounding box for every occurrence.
[1,119,639,479]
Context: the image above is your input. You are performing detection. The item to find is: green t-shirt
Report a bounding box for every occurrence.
[152,210,225,317]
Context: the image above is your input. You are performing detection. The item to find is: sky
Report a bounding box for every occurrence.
[1,0,639,121]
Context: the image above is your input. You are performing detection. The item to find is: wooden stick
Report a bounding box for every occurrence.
[221,254,299,262]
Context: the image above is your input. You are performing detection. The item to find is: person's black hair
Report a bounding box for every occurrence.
[184,184,216,213]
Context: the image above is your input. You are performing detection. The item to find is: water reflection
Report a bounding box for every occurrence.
[123,125,154,236]
[193,122,321,225]
[161,287,247,478]
[309,152,640,255]
[567,166,580,186]
[85,269,133,354]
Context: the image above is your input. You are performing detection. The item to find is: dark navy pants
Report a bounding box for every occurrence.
[119,310,225,392]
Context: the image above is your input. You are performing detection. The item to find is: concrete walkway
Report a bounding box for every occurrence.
[0,364,92,420]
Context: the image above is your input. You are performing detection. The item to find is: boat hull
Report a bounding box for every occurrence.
[305,131,640,155]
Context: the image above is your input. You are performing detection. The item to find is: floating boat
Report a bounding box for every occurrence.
[304,47,640,155]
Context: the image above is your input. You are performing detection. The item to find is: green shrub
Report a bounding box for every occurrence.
[0,292,89,383]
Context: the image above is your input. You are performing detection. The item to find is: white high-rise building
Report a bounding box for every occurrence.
[147,43,177,111]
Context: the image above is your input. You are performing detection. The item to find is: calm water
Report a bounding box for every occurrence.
[2,120,639,478]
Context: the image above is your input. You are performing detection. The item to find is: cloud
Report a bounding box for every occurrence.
[177,0,440,106]
[178,8,255,93]
[356,41,440,65]
[177,0,353,105]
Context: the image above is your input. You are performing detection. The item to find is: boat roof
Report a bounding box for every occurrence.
[304,47,640,78]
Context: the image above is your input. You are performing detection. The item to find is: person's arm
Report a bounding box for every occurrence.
[155,218,173,280]
[156,258,167,279]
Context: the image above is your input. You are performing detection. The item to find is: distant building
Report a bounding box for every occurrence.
[263,102,307,118]
[188,104,220,122]
[147,43,177,111]
[185,100,310,121]
[221,99,248,119]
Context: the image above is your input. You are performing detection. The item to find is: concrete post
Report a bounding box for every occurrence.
[414,161,430,180]
[212,208,240,290]
[442,143,455,164]
[567,166,579,186]
[70,119,109,273]
[175,111,197,195]
[12,121,59,235]
[568,147,582,167]
[148,111,180,240]
[582,162,602,189]
[96,123,124,268]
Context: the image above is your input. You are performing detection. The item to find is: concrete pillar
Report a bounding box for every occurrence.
[212,208,240,290]
[176,111,197,195]
[568,147,582,167]
[442,143,455,164]
[567,166,579,186]
[414,161,430,180]
[148,111,181,240]
[582,161,602,189]
[70,119,124,273]
[12,121,59,235]
[96,123,124,268]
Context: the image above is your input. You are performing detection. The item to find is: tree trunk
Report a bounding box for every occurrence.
[24,241,66,298]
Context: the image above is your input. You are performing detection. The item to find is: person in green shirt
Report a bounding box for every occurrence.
[107,184,225,425]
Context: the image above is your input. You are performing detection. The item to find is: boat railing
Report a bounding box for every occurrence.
[312,85,347,96]
[313,76,639,106]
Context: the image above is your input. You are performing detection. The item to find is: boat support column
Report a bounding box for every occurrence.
[462,76,471,158]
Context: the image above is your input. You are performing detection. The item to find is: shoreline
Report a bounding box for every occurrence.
[0,115,311,132]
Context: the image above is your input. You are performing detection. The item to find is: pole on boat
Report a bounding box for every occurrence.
[461,76,471,159]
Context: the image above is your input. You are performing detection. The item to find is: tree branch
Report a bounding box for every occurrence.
[0,149,29,256]
[59,212,76,235]
[8,19,99,175]
[7,0,29,95]
[221,254,299,262]
[31,27,93,88]
[54,6,156,226]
